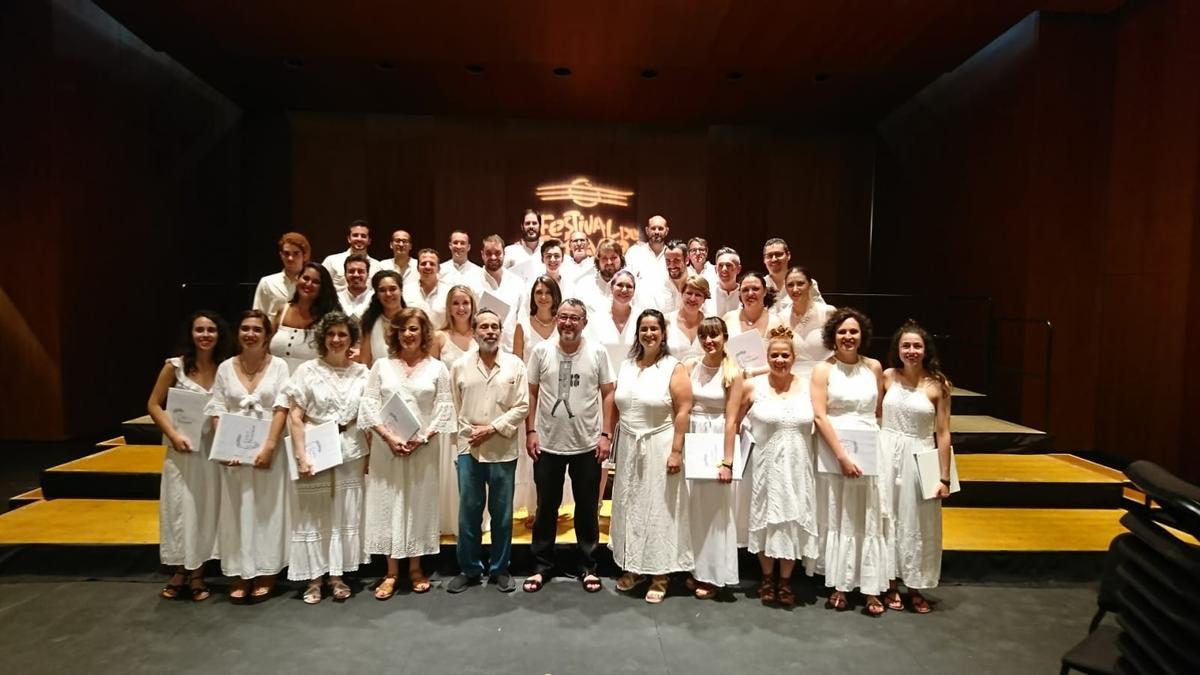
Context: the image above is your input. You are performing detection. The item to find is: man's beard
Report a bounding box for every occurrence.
[523,228,539,242]
[600,268,617,282]
[485,260,502,272]
[478,340,499,354]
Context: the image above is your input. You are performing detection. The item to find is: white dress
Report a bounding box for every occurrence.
[438,335,478,535]
[686,362,739,586]
[270,324,319,374]
[665,311,703,362]
[358,357,456,559]
[277,359,372,580]
[204,357,294,579]
[746,375,819,562]
[609,357,693,574]
[367,317,390,365]
[514,318,566,518]
[784,302,835,379]
[158,357,221,569]
[811,359,888,595]
[880,381,942,589]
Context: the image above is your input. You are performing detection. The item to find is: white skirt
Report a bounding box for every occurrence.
[809,472,889,595]
[217,450,292,579]
[286,458,371,580]
[688,480,738,585]
[883,430,942,588]
[159,440,221,569]
[365,440,441,559]
[609,425,693,575]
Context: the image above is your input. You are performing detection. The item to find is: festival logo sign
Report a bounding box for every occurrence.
[535,177,639,252]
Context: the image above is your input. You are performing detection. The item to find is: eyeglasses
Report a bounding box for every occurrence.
[688,247,707,254]
[558,315,584,323]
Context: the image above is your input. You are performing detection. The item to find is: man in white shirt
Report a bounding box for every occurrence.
[446,309,530,594]
[706,246,743,317]
[623,215,669,284]
[473,234,524,352]
[412,248,450,327]
[252,231,310,318]
[576,237,624,316]
[686,237,719,289]
[322,220,381,294]
[440,230,481,287]
[646,240,688,313]
[337,254,374,317]
[523,299,615,594]
[561,230,595,287]
[379,228,418,288]
[763,237,792,314]
[503,209,543,275]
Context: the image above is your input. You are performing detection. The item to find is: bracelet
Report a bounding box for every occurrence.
[939,478,952,487]
[719,460,733,469]
[526,429,537,435]
[599,432,611,439]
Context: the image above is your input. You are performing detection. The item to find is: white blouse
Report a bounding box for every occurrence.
[357,356,456,437]
[277,358,370,462]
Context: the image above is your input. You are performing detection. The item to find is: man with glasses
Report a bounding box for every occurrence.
[522,299,615,595]
[686,237,719,290]
[762,237,792,294]
[562,230,595,288]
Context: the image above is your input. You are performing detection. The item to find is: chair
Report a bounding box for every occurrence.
[1059,533,1132,675]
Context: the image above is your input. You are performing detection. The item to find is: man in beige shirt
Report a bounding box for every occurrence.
[446,308,530,593]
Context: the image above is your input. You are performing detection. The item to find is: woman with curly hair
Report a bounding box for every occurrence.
[810,307,888,616]
[879,320,952,614]
[271,262,343,373]
[277,311,371,604]
[359,270,406,366]
[357,308,456,599]
[147,310,233,601]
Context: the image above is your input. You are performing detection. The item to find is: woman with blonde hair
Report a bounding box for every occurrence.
[431,285,479,534]
[665,276,709,362]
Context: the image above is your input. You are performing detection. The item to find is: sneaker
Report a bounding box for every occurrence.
[445,574,480,594]
[491,571,517,593]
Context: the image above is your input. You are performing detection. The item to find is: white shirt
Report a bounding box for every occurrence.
[503,241,542,272]
[473,269,524,353]
[562,257,595,287]
[439,259,482,288]
[338,287,374,318]
[706,283,741,317]
[526,338,614,455]
[449,352,530,463]
[411,279,451,328]
[624,242,667,285]
[322,249,382,294]
[379,257,418,286]
[647,277,685,314]
[252,271,296,318]
[688,261,719,291]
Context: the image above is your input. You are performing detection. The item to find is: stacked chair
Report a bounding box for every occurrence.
[1060,461,1200,675]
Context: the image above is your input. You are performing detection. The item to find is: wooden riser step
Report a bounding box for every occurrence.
[6,488,43,512]
[40,445,164,500]
[121,415,160,445]
[950,387,987,416]
[951,414,1050,453]
[949,453,1125,508]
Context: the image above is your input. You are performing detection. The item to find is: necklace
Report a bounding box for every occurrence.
[238,354,267,378]
[531,314,555,328]
[791,303,814,332]
[740,310,760,327]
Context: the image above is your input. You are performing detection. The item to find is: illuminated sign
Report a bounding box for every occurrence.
[535,176,639,252]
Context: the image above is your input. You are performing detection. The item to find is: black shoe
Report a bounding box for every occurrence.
[491,571,517,593]
[446,574,480,594]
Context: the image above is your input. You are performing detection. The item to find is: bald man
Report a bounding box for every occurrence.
[623,215,669,286]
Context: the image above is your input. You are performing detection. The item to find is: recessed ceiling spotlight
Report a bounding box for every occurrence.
[641,68,659,79]
[553,66,572,77]
[376,61,395,71]
[814,72,831,82]
[284,58,305,69]
[465,64,485,75]
[726,71,744,81]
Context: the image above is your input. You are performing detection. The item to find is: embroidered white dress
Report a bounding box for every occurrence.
[277,359,372,580]
[514,318,566,518]
[609,357,693,574]
[358,357,456,559]
[159,357,221,569]
[665,311,703,362]
[438,336,478,535]
[783,303,835,379]
[746,375,819,562]
[270,324,319,374]
[880,382,942,589]
[811,359,888,595]
[686,362,739,586]
[205,357,294,579]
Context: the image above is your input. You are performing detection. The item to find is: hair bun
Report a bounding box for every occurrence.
[766,325,794,341]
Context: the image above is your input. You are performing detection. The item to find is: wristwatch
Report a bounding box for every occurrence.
[939,478,952,487]
[600,432,612,439]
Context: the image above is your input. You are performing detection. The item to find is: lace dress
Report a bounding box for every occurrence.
[609,356,693,574]
[204,356,294,578]
[276,358,372,580]
[811,359,888,595]
[880,381,942,589]
[686,362,738,586]
[158,357,220,569]
[784,302,835,379]
[368,318,390,365]
[438,335,478,535]
[270,324,319,374]
[746,375,819,562]
[358,356,456,559]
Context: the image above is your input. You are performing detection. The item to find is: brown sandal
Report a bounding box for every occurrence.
[759,574,777,605]
[864,595,885,617]
[884,588,904,611]
[910,592,932,614]
[777,577,795,608]
[160,570,188,600]
[188,573,211,602]
[374,576,398,600]
[825,590,848,611]
[409,569,431,594]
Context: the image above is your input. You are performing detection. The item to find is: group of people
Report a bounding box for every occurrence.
[148,211,953,616]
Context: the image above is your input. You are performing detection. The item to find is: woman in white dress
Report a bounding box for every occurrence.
[204,310,293,603]
[610,309,694,603]
[742,326,819,608]
[588,269,639,506]
[512,275,563,525]
[278,311,371,604]
[811,307,888,616]
[431,285,479,535]
[358,307,456,599]
[684,317,743,599]
[880,321,952,614]
[358,270,406,366]
[271,262,343,373]
[776,266,836,379]
[147,310,232,601]
[665,276,708,362]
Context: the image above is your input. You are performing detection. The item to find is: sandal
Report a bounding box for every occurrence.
[825,590,848,611]
[615,572,645,593]
[523,573,545,593]
[884,588,904,611]
[303,580,323,605]
[229,579,250,604]
[251,576,276,602]
[581,573,602,593]
[759,575,777,605]
[864,595,885,617]
[777,577,795,608]
[910,592,932,614]
[160,570,188,600]
[645,576,668,604]
[409,569,431,594]
[330,578,352,602]
[693,581,716,600]
[374,575,398,600]
[188,574,211,602]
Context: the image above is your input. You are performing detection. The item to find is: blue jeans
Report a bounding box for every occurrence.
[456,454,517,577]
